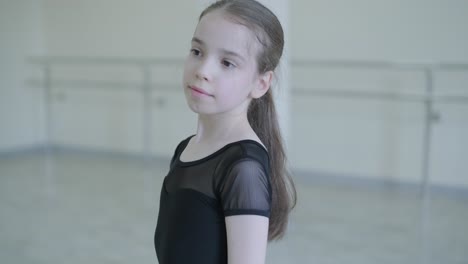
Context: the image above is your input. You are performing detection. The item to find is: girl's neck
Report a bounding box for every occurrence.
[193,111,252,144]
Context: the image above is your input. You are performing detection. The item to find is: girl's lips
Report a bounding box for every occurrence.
[189,86,212,96]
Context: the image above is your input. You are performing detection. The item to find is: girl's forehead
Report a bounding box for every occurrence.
[194,11,260,58]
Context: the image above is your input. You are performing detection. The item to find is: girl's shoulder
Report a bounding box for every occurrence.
[169,135,194,168]
[212,138,270,174]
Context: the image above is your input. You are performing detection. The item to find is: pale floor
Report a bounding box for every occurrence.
[1,150,467,264]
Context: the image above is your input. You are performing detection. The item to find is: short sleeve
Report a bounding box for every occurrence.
[220,159,271,217]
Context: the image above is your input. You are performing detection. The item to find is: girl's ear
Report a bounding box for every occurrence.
[251,71,273,99]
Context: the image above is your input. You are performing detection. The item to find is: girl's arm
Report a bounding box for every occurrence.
[225,215,269,264]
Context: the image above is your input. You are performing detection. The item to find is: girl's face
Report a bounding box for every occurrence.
[182,11,265,116]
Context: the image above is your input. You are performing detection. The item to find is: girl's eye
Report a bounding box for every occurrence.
[222,60,236,68]
[190,49,201,56]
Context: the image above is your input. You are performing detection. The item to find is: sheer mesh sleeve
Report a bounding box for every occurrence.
[219,159,271,217]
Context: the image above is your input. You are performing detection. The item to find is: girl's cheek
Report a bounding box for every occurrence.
[184,61,195,74]
[188,59,198,71]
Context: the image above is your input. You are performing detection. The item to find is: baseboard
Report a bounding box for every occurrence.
[0,144,171,163]
[0,144,47,157]
[292,168,468,199]
[1,145,467,199]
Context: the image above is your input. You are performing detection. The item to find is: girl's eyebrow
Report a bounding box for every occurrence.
[191,37,246,62]
[191,37,205,46]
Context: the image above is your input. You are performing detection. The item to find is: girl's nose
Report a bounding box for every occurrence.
[195,59,212,81]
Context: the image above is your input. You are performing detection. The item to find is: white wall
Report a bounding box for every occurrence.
[0,0,45,151]
[290,0,468,62]
[38,0,201,155]
[289,0,468,187]
[42,0,200,58]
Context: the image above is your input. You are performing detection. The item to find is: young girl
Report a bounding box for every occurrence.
[154,1,296,263]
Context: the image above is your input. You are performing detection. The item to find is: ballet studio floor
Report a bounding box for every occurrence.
[1,149,467,264]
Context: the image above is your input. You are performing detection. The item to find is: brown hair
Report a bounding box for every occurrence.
[200,0,297,241]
